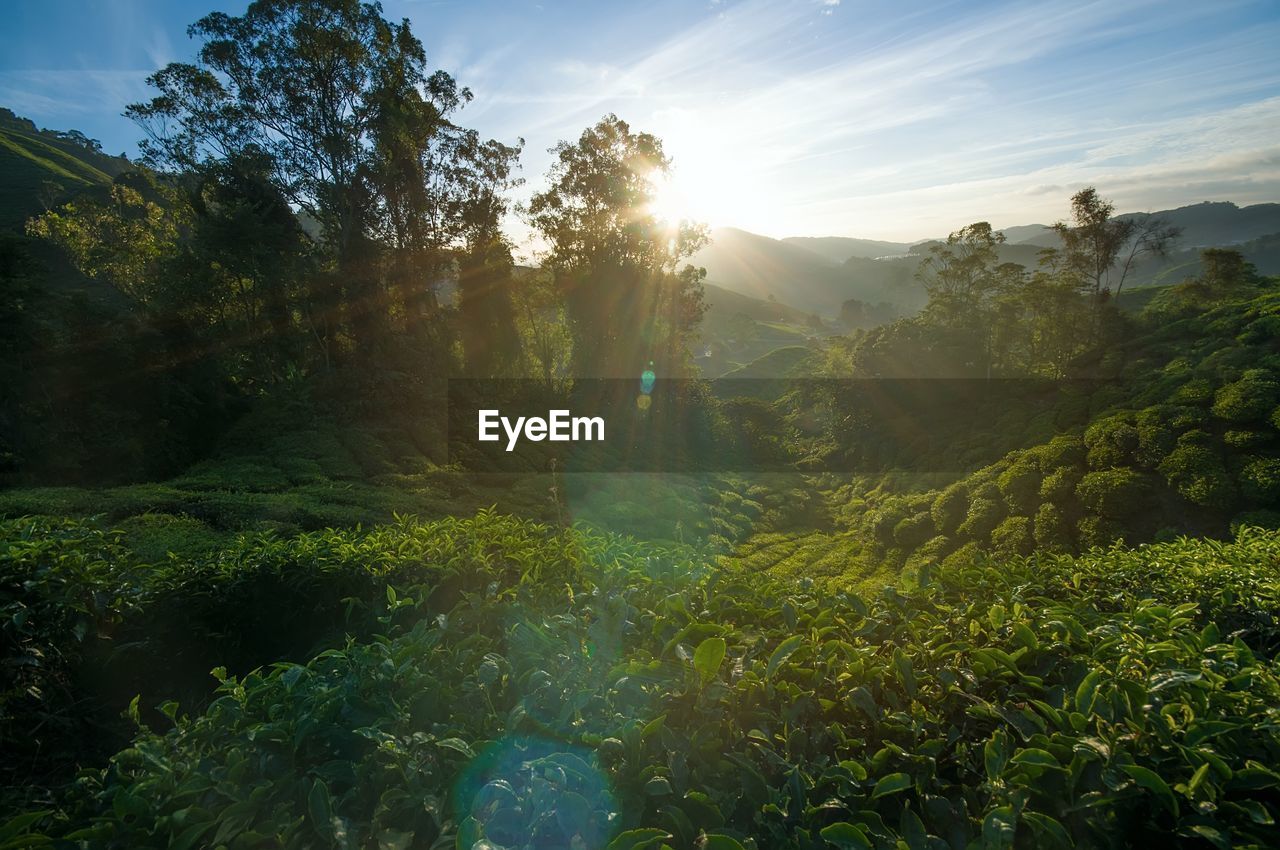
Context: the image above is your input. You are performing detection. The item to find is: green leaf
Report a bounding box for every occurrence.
[308,779,335,842]
[767,635,804,679]
[899,808,928,850]
[645,776,673,796]
[984,730,1010,781]
[1121,764,1179,817]
[1186,762,1211,796]
[1075,669,1103,715]
[0,810,50,840]
[605,828,673,850]
[1010,748,1062,771]
[435,737,475,758]
[870,772,911,799]
[982,805,1016,850]
[819,822,872,849]
[693,637,726,686]
[1021,811,1071,850]
[701,835,746,850]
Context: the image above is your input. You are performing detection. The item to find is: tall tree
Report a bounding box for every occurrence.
[125,0,484,358]
[526,115,707,377]
[1051,187,1180,302]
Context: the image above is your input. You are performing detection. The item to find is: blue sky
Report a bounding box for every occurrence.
[3,0,1279,242]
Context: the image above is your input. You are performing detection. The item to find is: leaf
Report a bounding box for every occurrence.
[1121,764,1179,817]
[819,822,872,849]
[308,779,335,842]
[606,828,673,850]
[645,776,673,796]
[899,808,928,850]
[1186,762,1211,797]
[1010,748,1062,771]
[1075,669,1103,715]
[0,810,50,840]
[693,637,726,686]
[767,635,804,679]
[1021,811,1071,850]
[701,835,746,850]
[870,772,911,799]
[982,805,1016,850]
[435,737,475,758]
[984,730,1010,781]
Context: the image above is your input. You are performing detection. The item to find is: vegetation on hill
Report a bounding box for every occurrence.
[3,514,1279,847]
[2,0,1280,846]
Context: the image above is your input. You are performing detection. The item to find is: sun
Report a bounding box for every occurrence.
[647,172,696,226]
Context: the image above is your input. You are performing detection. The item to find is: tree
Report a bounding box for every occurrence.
[1051,188,1180,302]
[452,135,524,377]
[915,222,1025,376]
[526,114,708,377]
[125,0,491,358]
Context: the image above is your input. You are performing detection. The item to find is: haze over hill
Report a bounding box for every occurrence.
[690,200,1280,317]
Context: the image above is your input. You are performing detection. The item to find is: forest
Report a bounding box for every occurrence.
[1,1,1279,848]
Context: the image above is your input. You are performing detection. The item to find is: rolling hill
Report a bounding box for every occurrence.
[0,108,131,231]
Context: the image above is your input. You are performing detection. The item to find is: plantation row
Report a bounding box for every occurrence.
[3,512,1279,848]
[845,290,1280,571]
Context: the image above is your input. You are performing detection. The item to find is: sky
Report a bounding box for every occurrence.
[3,0,1279,243]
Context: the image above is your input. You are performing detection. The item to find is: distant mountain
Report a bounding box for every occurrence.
[1118,201,1280,248]
[781,236,913,263]
[1000,224,1053,244]
[1008,202,1280,250]
[689,227,926,316]
[0,108,131,230]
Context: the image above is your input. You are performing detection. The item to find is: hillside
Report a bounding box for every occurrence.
[0,108,130,231]
[781,235,913,262]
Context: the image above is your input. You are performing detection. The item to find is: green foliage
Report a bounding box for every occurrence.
[989,515,1033,556]
[1212,371,1280,423]
[1075,468,1151,520]
[6,515,1280,848]
[1085,413,1139,468]
[1159,441,1236,510]
[996,458,1039,514]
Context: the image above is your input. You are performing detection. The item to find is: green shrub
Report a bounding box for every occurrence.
[957,497,1003,539]
[1076,515,1124,548]
[996,460,1039,514]
[1033,503,1072,550]
[892,512,934,548]
[1085,414,1139,468]
[1159,443,1236,510]
[1212,370,1280,423]
[1239,457,1280,504]
[1075,469,1151,520]
[930,483,968,536]
[990,516,1033,556]
[1039,465,1081,505]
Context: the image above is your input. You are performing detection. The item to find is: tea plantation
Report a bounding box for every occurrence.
[3,512,1278,848]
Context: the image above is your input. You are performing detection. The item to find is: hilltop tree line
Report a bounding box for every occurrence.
[2,0,707,482]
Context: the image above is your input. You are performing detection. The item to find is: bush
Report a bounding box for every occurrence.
[1134,407,1177,466]
[1075,469,1151,520]
[997,460,1040,514]
[1085,414,1139,468]
[931,483,968,536]
[1033,503,1072,550]
[1212,370,1280,423]
[892,512,935,548]
[957,497,1003,539]
[1039,465,1081,505]
[1239,457,1280,504]
[1159,443,1236,510]
[990,516,1033,556]
[1077,515,1124,548]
